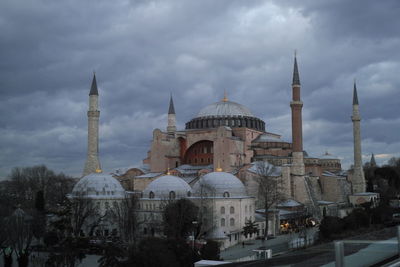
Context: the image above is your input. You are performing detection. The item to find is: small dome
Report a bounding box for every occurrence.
[196,101,254,118]
[193,172,247,197]
[143,175,192,199]
[71,173,125,199]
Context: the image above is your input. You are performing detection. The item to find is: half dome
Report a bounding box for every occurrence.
[71,173,125,199]
[143,175,192,199]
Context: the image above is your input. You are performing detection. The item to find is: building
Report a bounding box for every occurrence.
[138,170,260,249]
[127,55,368,218]
[74,54,377,246]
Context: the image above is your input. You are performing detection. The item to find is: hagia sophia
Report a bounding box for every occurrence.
[71,55,378,249]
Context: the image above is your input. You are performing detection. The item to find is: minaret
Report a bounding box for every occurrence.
[370,153,377,167]
[290,53,305,175]
[351,81,366,193]
[167,94,176,132]
[289,53,308,204]
[83,73,101,176]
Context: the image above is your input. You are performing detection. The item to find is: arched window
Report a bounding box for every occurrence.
[187,191,191,197]
[230,218,235,226]
[221,218,225,227]
[230,206,235,214]
[169,191,176,200]
[220,206,225,214]
[149,191,155,199]
[223,191,230,198]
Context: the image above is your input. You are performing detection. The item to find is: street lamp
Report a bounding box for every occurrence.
[192,221,198,249]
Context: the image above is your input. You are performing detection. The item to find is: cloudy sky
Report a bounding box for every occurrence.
[1,0,399,178]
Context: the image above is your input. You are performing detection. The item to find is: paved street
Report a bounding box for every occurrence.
[221,228,318,261]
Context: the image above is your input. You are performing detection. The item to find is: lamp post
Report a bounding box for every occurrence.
[192,221,198,249]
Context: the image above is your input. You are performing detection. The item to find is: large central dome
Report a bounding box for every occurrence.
[197,101,254,118]
[186,98,265,131]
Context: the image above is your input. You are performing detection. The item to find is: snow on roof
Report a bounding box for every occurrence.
[112,164,150,176]
[252,133,286,143]
[195,260,231,266]
[247,161,281,176]
[277,199,303,207]
[136,172,163,178]
[176,164,213,170]
[318,200,336,205]
[353,192,379,196]
[322,171,340,177]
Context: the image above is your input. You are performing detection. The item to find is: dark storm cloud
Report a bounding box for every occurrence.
[0,0,399,177]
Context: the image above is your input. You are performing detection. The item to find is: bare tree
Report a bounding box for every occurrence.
[7,208,34,267]
[5,165,75,210]
[112,194,141,245]
[255,161,285,240]
[69,193,99,237]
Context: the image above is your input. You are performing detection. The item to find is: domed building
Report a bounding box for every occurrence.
[69,171,126,237]
[191,171,259,249]
[138,174,192,237]
[143,94,275,174]
[138,171,263,249]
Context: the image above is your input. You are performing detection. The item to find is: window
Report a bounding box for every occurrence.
[230,218,235,226]
[169,191,176,200]
[220,206,225,214]
[149,191,155,199]
[187,191,191,197]
[221,218,225,227]
[230,206,234,214]
[245,205,248,213]
[223,192,230,198]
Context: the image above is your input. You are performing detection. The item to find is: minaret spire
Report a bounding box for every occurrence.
[89,72,99,96]
[167,93,177,132]
[292,51,301,86]
[370,153,377,167]
[353,80,359,105]
[351,80,366,193]
[83,73,101,176]
[168,94,175,114]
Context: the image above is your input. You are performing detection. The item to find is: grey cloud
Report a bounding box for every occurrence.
[0,0,399,177]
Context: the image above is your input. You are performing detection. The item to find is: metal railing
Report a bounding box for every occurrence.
[334,226,400,267]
